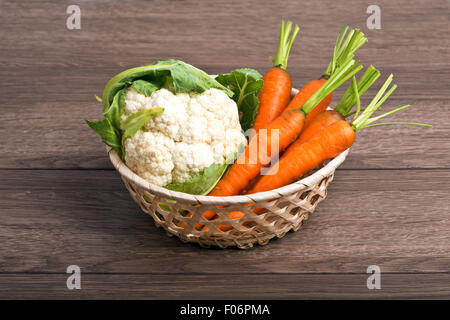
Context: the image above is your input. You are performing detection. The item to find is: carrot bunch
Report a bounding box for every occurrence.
[210,72,430,232]
[208,22,367,199]
[249,73,431,193]
[205,66,382,231]
[208,58,362,198]
[176,20,431,233]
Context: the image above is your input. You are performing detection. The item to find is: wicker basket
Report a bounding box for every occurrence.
[107,88,350,249]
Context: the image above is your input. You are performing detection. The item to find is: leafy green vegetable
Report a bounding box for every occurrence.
[120,108,164,144]
[132,79,159,97]
[165,163,229,195]
[215,68,263,131]
[85,119,121,153]
[165,152,238,195]
[103,88,126,130]
[102,59,233,113]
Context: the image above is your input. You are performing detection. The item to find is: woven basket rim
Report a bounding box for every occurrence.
[107,88,350,205]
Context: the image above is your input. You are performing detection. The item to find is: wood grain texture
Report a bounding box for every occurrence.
[0,0,448,299]
[1,274,449,299]
[1,170,448,274]
[0,0,448,169]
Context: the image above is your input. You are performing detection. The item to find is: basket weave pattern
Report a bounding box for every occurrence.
[108,88,349,249]
[109,148,348,249]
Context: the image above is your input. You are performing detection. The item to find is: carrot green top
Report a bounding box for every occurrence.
[334,65,380,117]
[349,74,431,131]
[271,20,300,70]
[323,27,368,78]
[300,58,363,115]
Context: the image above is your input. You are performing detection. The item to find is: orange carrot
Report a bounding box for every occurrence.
[283,110,344,158]
[253,68,293,131]
[252,20,299,131]
[249,120,356,193]
[283,78,331,128]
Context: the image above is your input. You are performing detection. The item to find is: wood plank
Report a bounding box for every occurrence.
[1,169,449,274]
[0,273,449,299]
[0,0,448,169]
[0,0,448,100]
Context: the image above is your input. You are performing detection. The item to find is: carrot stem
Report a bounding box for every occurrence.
[345,107,367,117]
[329,26,349,74]
[351,75,431,130]
[335,65,380,117]
[301,59,363,115]
[363,122,432,128]
[352,74,396,130]
[271,20,300,70]
[351,76,361,122]
[364,105,411,125]
[323,27,368,77]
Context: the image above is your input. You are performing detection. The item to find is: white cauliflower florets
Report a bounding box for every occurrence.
[123,131,175,186]
[122,87,247,186]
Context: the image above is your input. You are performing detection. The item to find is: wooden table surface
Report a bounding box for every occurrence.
[1,0,449,299]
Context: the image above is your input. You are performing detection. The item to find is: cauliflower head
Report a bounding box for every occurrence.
[122,87,247,187]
